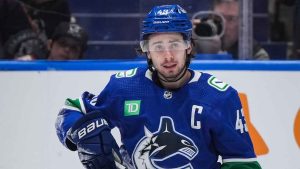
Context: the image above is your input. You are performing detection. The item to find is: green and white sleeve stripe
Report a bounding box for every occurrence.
[62,98,87,114]
[221,159,262,169]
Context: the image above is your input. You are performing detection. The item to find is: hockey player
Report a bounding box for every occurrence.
[55,4,262,169]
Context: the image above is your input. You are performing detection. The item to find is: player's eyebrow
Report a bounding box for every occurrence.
[149,41,163,46]
[150,39,182,46]
[168,39,182,43]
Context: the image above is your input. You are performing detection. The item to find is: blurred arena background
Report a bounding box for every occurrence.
[68,0,293,60]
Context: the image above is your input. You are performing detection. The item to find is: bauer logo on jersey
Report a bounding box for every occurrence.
[208,76,229,91]
[115,68,137,78]
[132,116,199,169]
[124,100,141,116]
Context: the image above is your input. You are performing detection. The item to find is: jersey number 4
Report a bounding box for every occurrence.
[236,109,248,133]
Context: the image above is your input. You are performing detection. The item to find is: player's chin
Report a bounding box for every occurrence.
[162,72,181,80]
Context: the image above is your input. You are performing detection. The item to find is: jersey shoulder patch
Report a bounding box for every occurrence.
[207,76,230,92]
[115,68,138,78]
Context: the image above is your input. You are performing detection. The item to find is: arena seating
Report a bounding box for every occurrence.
[68,0,286,60]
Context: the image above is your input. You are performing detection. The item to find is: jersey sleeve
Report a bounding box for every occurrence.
[55,98,85,151]
[55,75,118,151]
[208,89,261,168]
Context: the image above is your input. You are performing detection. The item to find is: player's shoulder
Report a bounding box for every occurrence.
[192,70,238,99]
[111,67,147,80]
[107,67,147,88]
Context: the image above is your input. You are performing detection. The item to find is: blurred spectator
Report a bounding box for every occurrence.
[213,0,269,60]
[20,0,71,38]
[192,11,225,54]
[47,22,88,60]
[271,0,288,42]
[287,0,300,59]
[193,0,270,60]
[6,29,48,60]
[272,0,299,59]
[13,0,72,61]
[15,22,88,60]
[292,0,300,59]
[0,0,47,59]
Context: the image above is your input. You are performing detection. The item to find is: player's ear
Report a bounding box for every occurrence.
[187,40,195,55]
[147,52,151,59]
[187,46,192,54]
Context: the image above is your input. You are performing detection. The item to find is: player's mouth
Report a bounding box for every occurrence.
[163,63,177,69]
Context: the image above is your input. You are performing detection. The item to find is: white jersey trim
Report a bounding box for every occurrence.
[189,70,202,84]
[145,69,202,84]
[145,69,153,81]
[62,105,81,112]
[223,157,257,163]
[79,97,87,114]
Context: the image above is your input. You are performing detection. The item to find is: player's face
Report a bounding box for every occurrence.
[147,33,192,81]
[214,1,239,50]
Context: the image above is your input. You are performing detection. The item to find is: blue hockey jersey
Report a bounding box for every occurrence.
[56,67,260,169]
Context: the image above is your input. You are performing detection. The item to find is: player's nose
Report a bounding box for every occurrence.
[163,50,174,61]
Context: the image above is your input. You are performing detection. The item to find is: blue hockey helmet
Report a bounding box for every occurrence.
[140,4,192,41]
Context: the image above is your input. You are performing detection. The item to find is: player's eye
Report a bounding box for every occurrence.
[152,44,165,52]
[169,42,180,50]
